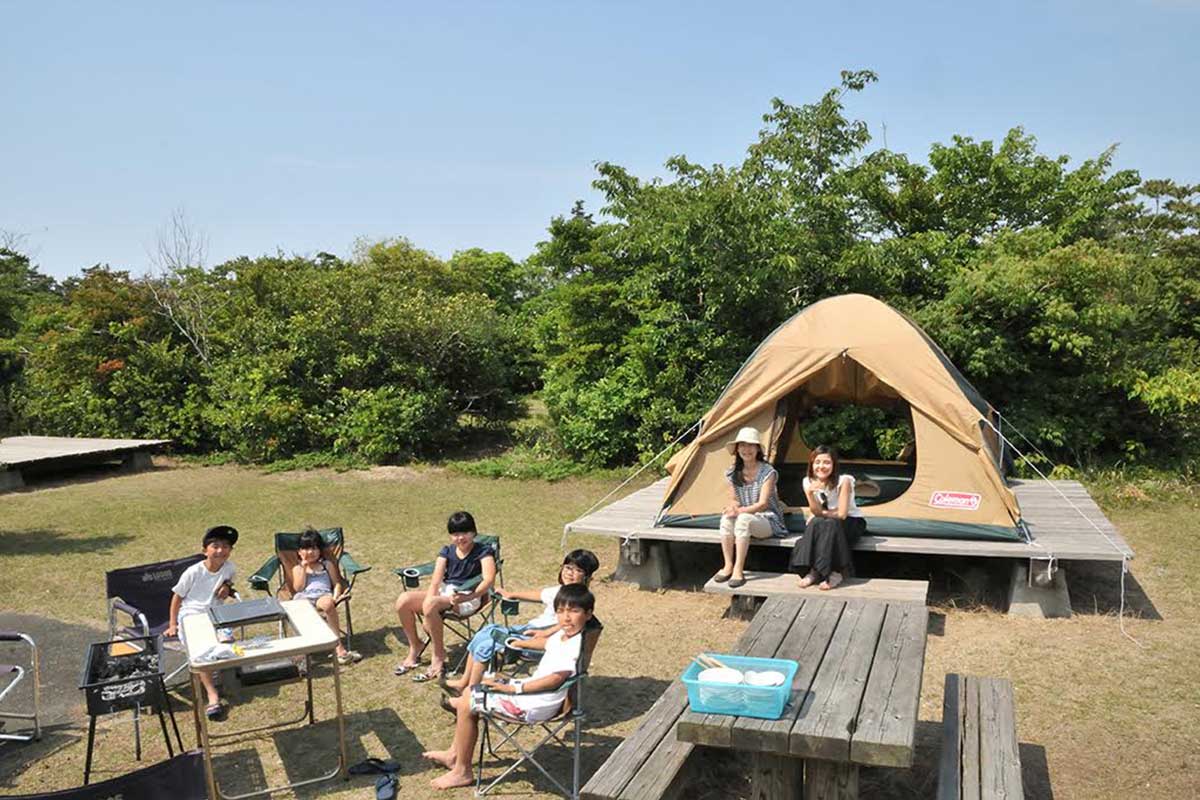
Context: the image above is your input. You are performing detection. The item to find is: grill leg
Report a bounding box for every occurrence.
[83,715,97,785]
[162,679,184,752]
[134,705,142,760]
[158,705,174,758]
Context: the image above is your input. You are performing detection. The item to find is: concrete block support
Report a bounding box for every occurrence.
[0,469,25,492]
[1008,560,1072,619]
[614,539,673,589]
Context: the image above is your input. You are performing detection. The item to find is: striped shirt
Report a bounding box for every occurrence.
[725,461,787,536]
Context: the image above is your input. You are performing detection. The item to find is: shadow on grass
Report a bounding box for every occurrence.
[475,731,628,798]
[209,746,269,798]
[337,623,396,660]
[0,727,81,790]
[1065,559,1161,620]
[0,528,136,557]
[270,707,426,796]
[6,460,167,494]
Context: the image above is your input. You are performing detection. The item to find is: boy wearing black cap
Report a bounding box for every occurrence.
[166,524,239,719]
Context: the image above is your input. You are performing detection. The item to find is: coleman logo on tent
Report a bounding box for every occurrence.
[929,491,982,511]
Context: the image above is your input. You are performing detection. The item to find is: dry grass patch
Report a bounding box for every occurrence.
[1,461,1198,798]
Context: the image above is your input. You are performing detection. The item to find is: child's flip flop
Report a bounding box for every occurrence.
[375,773,398,800]
[348,757,401,775]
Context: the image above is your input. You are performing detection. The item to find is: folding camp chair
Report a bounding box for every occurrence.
[475,617,603,799]
[105,553,206,685]
[248,527,370,650]
[483,593,553,676]
[393,535,503,675]
[0,631,40,742]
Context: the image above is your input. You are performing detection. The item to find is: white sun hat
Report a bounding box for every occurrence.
[726,426,764,454]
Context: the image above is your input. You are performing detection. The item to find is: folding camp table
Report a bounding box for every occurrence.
[182,600,348,800]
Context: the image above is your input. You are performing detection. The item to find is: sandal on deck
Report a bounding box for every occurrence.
[798,571,819,589]
[819,572,843,591]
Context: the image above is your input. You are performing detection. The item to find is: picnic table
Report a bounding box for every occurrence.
[675,595,928,799]
[182,599,348,800]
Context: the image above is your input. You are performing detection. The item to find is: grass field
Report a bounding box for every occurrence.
[1,460,1197,798]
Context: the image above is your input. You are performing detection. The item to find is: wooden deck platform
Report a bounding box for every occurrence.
[0,436,169,490]
[564,477,1133,563]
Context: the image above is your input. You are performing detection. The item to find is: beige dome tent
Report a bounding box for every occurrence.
[659,294,1024,541]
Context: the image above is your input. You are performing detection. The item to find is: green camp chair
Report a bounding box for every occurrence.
[393,535,503,674]
[248,528,370,649]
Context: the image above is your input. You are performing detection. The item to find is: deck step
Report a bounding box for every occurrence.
[702,571,928,604]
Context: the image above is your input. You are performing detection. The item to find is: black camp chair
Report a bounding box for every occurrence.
[393,535,503,674]
[6,750,207,800]
[248,527,371,650]
[475,617,603,799]
[105,553,206,684]
[0,631,40,743]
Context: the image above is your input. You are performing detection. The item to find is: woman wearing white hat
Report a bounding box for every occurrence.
[715,426,787,588]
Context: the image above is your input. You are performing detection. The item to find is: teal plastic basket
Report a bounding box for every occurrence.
[681,653,798,720]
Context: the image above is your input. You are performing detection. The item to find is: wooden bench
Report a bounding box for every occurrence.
[938,673,1024,799]
[702,571,928,603]
[579,680,695,800]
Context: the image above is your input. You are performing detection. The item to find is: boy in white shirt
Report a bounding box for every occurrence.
[165,524,238,720]
[422,583,595,790]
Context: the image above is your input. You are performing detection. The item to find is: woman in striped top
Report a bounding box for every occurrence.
[714,426,787,588]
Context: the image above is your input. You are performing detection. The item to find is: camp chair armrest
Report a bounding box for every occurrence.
[109,599,151,638]
[339,552,370,578]
[479,673,581,698]
[393,561,436,587]
[248,555,282,593]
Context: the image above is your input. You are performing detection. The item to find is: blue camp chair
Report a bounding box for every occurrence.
[248,527,370,650]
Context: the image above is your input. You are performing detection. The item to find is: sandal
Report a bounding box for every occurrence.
[337,650,363,666]
[348,757,402,775]
[412,665,443,683]
[205,702,225,721]
[819,572,843,591]
[375,773,398,800]
[439,694,457,715]
[393,638,428,675]
[798,571,819,589]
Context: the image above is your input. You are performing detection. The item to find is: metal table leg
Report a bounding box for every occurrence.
[192,671,218,800]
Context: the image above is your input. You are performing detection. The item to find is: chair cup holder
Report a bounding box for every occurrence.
[500,599,521,617]
[402,568,421,589]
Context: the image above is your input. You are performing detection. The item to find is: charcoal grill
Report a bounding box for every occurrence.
[78,635,183,785]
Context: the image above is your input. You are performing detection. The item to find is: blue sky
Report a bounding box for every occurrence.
[3,1,1198,279]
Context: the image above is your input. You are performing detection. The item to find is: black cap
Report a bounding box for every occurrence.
[203,524,239,546]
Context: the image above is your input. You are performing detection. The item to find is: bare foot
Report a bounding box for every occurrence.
[421,749,456,768]
[431,770,474,789]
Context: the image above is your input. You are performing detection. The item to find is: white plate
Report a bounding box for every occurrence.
[698,667,743,684]
[743,670,786,687]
